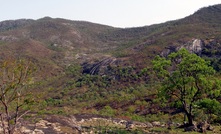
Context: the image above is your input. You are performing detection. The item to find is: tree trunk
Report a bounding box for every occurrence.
[182,103,194,126]
[186,113,193,126]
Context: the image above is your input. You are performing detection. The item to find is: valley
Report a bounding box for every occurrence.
[0,4,221,133]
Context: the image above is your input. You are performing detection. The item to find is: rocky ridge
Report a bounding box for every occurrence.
[5,114,215,134]
[8,114,175,134]
[0,19,34,31]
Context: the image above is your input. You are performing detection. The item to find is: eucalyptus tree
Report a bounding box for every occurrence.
[0,59,34,134]
[152,48,220,126]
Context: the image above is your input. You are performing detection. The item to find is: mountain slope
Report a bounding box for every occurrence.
[0,4,220,78]
[0,4,220,121]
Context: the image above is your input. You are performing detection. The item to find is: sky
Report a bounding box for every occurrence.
[0,0,220,28]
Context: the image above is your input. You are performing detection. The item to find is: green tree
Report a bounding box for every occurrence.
[66,64,82,78]
[197,98,221,122]
[152,48,220,126]
[100,106,116,117]
[0,59,34,134]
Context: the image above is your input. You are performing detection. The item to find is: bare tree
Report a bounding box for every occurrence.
[0,59,34,134]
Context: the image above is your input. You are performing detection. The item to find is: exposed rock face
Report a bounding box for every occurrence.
[82,57,116,75]
[161,38,203,57]
[16,116,81,134]
[126,121,135,130]
[5,114,162,134]
[181,39,203,54]
[160,46,177,57]
[197,121,214,133]
[146,122,154,128]
[152,121,161,127]
[192,39,203,53]
[0,19,34,31]
[1,114,216,133]
[0,35,18,41]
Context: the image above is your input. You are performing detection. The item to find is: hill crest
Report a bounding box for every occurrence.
[0,4,220,78]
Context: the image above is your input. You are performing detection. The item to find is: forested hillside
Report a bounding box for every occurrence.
[0,4,221,133]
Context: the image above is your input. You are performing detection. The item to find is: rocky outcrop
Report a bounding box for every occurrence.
[179,39,203,54]
[161,38,203,57]
[0,35,18,41]
[0,19,34,31]
[4,114,168,134]
[1,114,215,133]
[197,121,214,133]
[152,121,161,127]
[82,57,116,75]
[16,115,81,134]
[184,125,197,132]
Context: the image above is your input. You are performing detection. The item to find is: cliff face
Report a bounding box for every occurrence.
[160,38,203,57]
[161,37,221,58]
[188,39,203,54]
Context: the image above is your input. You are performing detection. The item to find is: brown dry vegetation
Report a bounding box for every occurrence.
[0,4,221,133]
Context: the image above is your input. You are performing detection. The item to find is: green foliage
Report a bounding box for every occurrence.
[152,48,220,125]
[1,7,221,133]
[66,64,82,78]
[0,59,35,134]
[108,66,139,82]
[75,74,112,88]
[127,105,136,113]
[112,51,130,58]
[99,127,144,134]
[100,106,116,117]
[196,98,221,122]
[45,97,63,106]
[197,98,221,115]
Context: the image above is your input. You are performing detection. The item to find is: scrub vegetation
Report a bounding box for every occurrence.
[0,4,221,133]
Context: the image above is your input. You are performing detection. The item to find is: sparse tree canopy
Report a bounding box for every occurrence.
[0,59,34,134]
[152,48,221,126]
